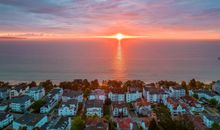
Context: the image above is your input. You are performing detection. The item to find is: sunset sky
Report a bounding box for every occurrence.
[0,0,220,40]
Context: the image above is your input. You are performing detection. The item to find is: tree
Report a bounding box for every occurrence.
[193,93,199,99]
[29,81,37,87]
[40,80,53,92]
[149,119,158,130]
[71,116,85,130]
[104,98,111,105]
[30,99,46,112]
[181,81,188,95]
[83,88,90,98]
[189,79,196,89]
[209,99,218,107]
[211,122,220,130]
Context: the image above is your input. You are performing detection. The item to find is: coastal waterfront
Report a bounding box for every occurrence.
[0,39,220,82]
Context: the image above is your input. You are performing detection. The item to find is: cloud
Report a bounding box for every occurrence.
[0,0,220,39]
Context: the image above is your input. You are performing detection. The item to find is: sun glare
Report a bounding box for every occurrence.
[115,33,125,40]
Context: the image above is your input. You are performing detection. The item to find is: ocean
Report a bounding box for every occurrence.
[0,39,220,83]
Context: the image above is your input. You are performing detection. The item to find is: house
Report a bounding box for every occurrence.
[108,88,126,102]
[180,96,204,113]
[213,80,220,94]
[0,100,9,111]
[13,113,48,130]
[85,117,108,130]
[9,85,29,99]
[47,88,63,101]
[0,112,13,129]
[133,98,151,116]
[164,97,186,115]
[202,113,220,128]
[0,87,10,99]
[58,99,78,116]
[10,95,32,112]
[42,117,71,130]
[126,86,142,103]
[62,89,83,102]
[143,86,168,103]
[26,86,45,101]
[192,90,220,102]
[112,102,128,117]
[168,86,185,98]
[40,97,57,114]
[85,100,103,117]
[89,89,106,102]
[40,88,63,113]
[115,118,133,130]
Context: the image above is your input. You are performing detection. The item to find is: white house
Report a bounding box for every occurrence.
[164,97,186,115]
[192,90,220,103]
[26,86,45,101]
[168,86,185,98]
[108,88,126,102]
[0,87,10,99]
[85,100,103,117]
[202,113,220,128]
[213,80,220,94]
[62,89,83,102]
[40,88,63,113]
[10,95,32,113]
[0,112,13,129]
[143,86,168,103]
[44,117,71,130]
[126,87,142,103]
[0,101,9,111]
[58,99,78,116]
[12,113,48,130]
[89,89,106,102]
[180,96,204,113]
[9,85,29,99]
[133,98,151,116]
[112,102,128,117]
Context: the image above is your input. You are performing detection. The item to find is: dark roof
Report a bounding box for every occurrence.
[15,113,46,126]
[11,95,31,103]
[0,112,11,121]
[0,87,8,92]
[128,86,142,93]
[63,89,82,97]
[50,117,69,129]
[62,99,78,107]
[112,102,127,109]
[29,86,44,91]
[144,87,166,94]
[85,100,103,109]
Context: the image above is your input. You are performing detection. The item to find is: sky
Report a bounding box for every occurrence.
[0,0,220,40]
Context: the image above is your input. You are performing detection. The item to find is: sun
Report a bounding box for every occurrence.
[115,33,125,40]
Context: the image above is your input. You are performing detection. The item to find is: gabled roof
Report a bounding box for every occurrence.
[15,113,46,126]
[112,102,127,109]
[63,89,82,97]
[85,100,103,109]
[11,95,31,103]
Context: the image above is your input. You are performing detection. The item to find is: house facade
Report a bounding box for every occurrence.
[213,80,220,94]
[0,87,10,99]
[180,96,204,113]
[44,117,71,130]
[62,89,83,102]
[9,85,29,99]
[58,99,78,116]
[89,89,106,101]
[0,112,13,129]
[112,102,128,117]
[143,86,168,103]
[133,98,151,116]
[26,86,45,101]
[126,86,142,103]
[202,113,220,128]
[108,88,126,102]
[10,95,32,112]
[164,97,186,115]
[169,86,186,98]
[85,100,103,117]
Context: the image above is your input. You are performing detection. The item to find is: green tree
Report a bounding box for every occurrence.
[149,119,158,130]
[211,122,220,130]
[40,80,54,92]
[83,88,90,98]
[209,99,218,107]
[30,99,46,112]
[193,93,199,99]
[71,116,85,130]
[181,81,188,95]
